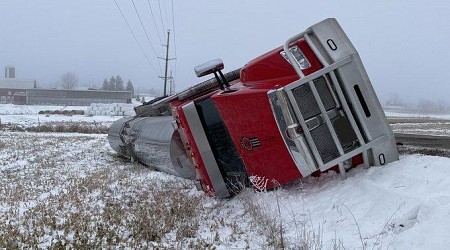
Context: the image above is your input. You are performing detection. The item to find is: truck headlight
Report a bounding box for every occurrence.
[280,45,311,70]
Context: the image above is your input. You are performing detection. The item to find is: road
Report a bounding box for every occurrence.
[394,133,450,157]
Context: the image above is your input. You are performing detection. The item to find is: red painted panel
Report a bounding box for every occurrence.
[211,87,301,189]
[240,39,322,89]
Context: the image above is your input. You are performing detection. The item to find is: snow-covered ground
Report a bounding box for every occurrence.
[384,108,450,121]
[265,155,450,249]
[1,104,449,248]
[389,121,450,137]
[0,103,88,115]
[0,104,125,128]
[1,131,449,249]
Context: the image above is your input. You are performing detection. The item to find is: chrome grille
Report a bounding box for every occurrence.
[291,76,336,120]
[310,121,340,162]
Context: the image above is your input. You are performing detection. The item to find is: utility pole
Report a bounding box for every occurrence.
[163,30,170,96]
[159,30,175,97]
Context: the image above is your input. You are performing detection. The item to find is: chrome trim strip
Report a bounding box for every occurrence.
[181,102,230,198]
[268,90,315,176]
[278,89,322,168]
[283,30,310,78]
[285,90,324,166]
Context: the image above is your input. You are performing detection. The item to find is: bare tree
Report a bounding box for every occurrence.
[61,72,79,89]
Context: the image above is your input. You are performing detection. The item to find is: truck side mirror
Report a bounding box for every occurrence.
[194,59,224,77]
[194,59,230,90]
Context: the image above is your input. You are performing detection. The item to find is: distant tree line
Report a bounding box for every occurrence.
[101,75,134,96]
[385,92,450,112]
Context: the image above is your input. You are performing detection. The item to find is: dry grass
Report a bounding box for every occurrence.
[0,131,257,249]
[0,132,200,248]
[397,145,450,157]
[1,122,109,134]
[0,178,204,248]
[0,129,369,249]
[242,193,286,248]
[38,110,84,115]
[240,187,328,250]
[28,123,109,134]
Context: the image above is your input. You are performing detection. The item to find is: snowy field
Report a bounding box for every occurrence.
[384,108,450,137]
[1,104,450,249]
[389,119,450,137]
[1,104,449,136]
[384,109,450,121]
[0,104,121,128]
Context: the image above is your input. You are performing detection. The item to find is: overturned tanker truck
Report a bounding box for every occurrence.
[108,18,399,198]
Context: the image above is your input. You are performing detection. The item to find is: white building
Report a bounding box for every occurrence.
[0,66,36,104]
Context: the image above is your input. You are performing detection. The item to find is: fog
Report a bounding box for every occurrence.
[1,0,449,105]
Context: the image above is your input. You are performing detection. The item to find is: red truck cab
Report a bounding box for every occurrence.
[169,18,398,198]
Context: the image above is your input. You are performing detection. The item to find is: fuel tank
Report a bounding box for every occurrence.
[108,116,196,179]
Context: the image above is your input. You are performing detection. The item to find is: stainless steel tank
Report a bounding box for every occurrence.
[108,116,195,179]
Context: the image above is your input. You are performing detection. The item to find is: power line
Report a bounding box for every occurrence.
[113,0,158,74]
[146,0,163,48]
[170,0,178,86]
[170,0,177,57]
[162,0,169,30]
[157,0,166,33]
[131,0,162,74]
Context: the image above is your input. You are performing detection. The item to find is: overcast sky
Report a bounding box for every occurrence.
[0,0,449,103]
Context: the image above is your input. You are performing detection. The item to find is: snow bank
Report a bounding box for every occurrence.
[0,103,87,115]
[85,103,136,116]
[249,154,450,249]
[0,104,123,127]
